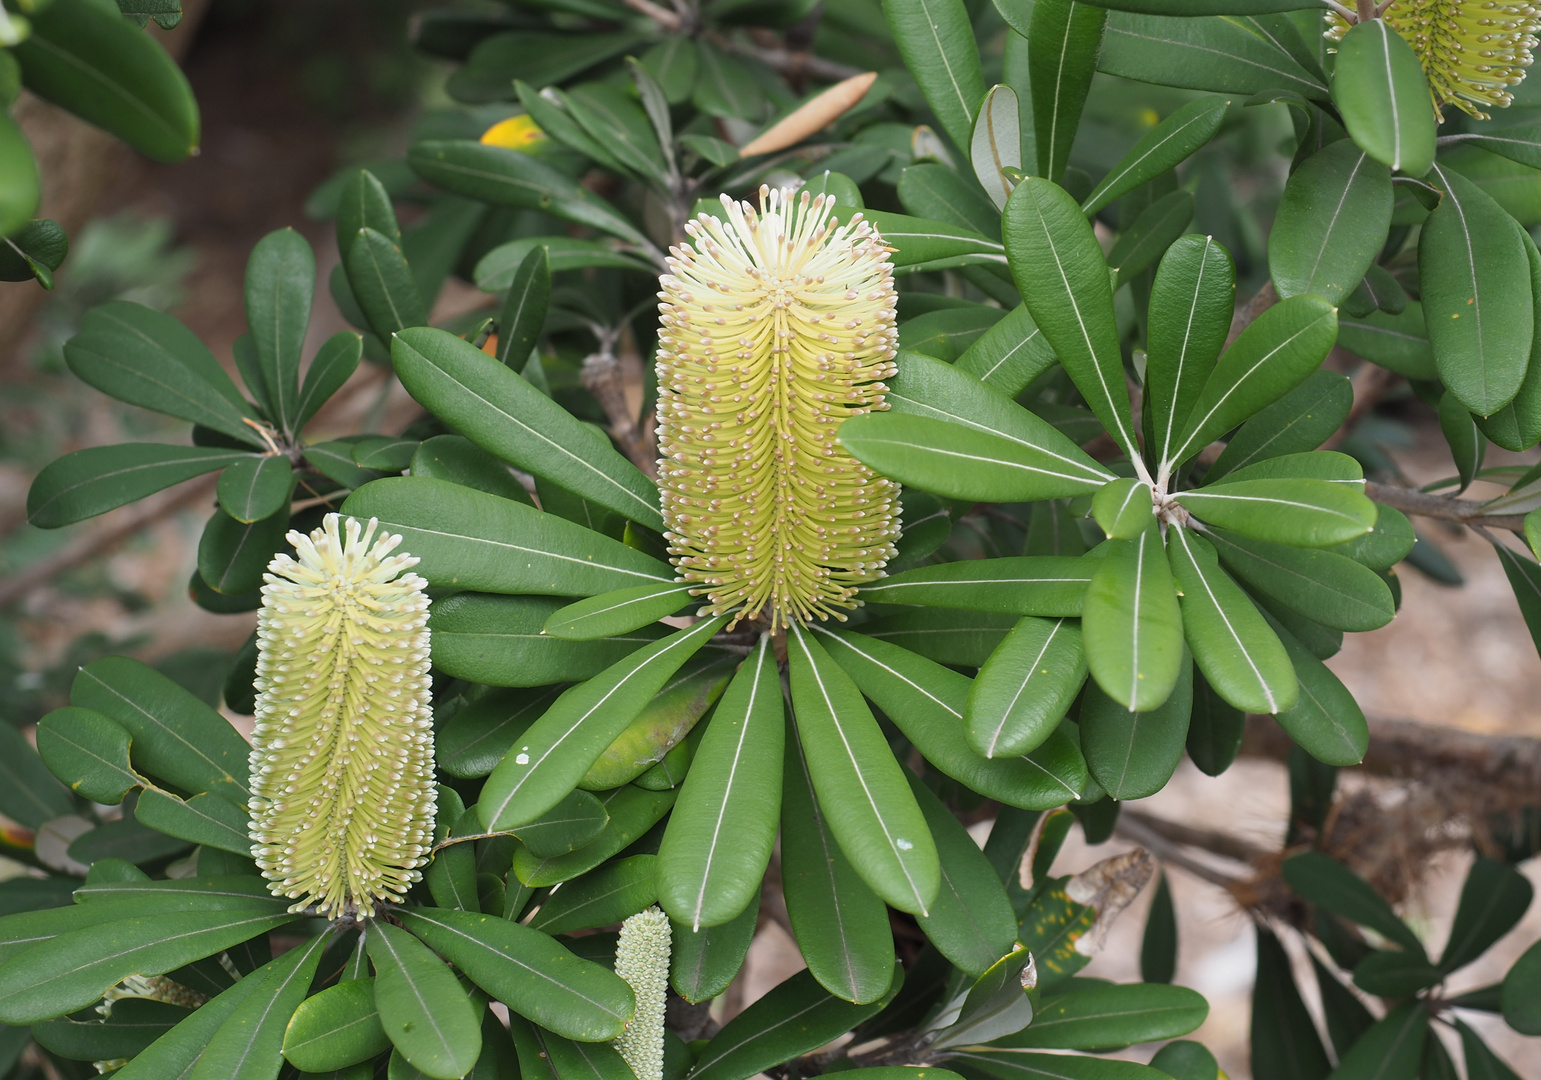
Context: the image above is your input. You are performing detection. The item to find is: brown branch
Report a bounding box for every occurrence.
[1363,479,1527,532]
[1121,809,1270,864]
[620,0,683,31]
[1225,280,1278,349]
[708,32,864,83]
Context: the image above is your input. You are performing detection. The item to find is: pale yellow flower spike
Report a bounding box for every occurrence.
[248,513,436,920]
[656,185,901,631]
[614,906,672,1080]
[1327,2,1541,120]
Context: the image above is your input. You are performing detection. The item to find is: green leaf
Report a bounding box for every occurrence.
[692,40,768,121]
[656,637,783,931]
[1439,391,1486,493]
[884,0,985,153]
[899,166,1001,241]
[1168,527,1296,714]
[966,616,1086,758]
[948,1051,1168,1080]
[70,813,191,866]
[187,932,326,1080]
[33,998,192,1062]
[198,505,289,596]
[779,719,896,1005]
[1502,938,1541,1034]
[1185,671,1245,776]
[342,477,670,596]
[0,113,39,238]
[1206,526,1394,632]
[955,305,1059,397]
[1478,228,1541,450]
[1082,96,1229,216]
[1176,477,1375,547]
[475,237,654,290]
[35,706,141,804]
[1269,140,1392,306]
[135,790,250,855]
[1141,872,1177,984]
[1325,1002,1426,1080]
[1421,165,1534,416]
[512,786,675,885]
[1098,13,1326,98]
[1335,304,1436,380]
[1328,503,1415,570]
[1108,190,1195,286]
[0,722,74,828]
[1251,925,1331,1080]
[112,966,270,1080]
[864,210,1008,273]
[15,0,199,163]
[1004,176,1141,463]
[787,625,939,915]
[497,246,551,367]
[1283,851,1423,953]
[480,616,726,830]
[216,454,293,524]
[687,964,900,1080]
[1352,949,1442,997]
[391,327,662,530]
[671,895,758,1004]
[437,685,565,780]
[0,218,67,286]
[1082,522,1184,712]
[1456,1019,1524,1080]
[283,977,391,1073]
[1030,0,1108,182]
[526,854,658,934]
[1145,234,1236,470]
[1495,541,1541,658]
[1440,858,1533,973]
[544,583,694,641]
[244,228,313,436]
[999,982,1207,1050]
[409,435,533,505]
[514,787,610,859]
[1080,652,1193,800]
[1209,369,1353,480]
[639,36,698,104]
[398,908,634,1041]
[816,626,1090,809]
[972,85,1022,211]
[336,168,400,260]
[863,608,1018,666]
[907,772,1019,977]
[408,140,650,248]
[1092,479,1153,540]
[367,921,481,1080]
[345,227,427,341]
[0,906,298,1023]
[1148,1042,1218,1080]
[1166,295,1339,472]
[72,656,251,802]
[1330,20,1435,177]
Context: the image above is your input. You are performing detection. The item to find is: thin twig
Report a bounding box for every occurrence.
[707,31,864,83]
[1121,809,1269,864]
[1363,479,1527,532]
[620,0,682,30]
[1112,814,1245,890]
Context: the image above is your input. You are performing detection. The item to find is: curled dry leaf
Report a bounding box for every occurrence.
[739,71,878,157]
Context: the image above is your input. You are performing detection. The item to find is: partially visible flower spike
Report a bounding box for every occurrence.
[1326,2,1541,119]
[248,513,436,920]
[613,906,672,1080]
[656,185,901,630]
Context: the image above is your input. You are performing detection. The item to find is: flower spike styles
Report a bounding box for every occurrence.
[248,513,436,920]
[656,185,901,630]
[614,906,671,1080]
[1327,2,1541,119]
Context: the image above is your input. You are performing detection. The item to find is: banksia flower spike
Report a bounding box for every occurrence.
[613,906,672,1080]
[1327,2,1541,119]
[656,185,901,630]
[248,513,436,920]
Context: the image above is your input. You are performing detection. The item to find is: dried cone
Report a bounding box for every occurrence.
[656,186,901,630]
[1327,2,1541,119]
[248,513,436,919]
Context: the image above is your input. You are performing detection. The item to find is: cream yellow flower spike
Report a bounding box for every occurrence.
[614,906,672,1080]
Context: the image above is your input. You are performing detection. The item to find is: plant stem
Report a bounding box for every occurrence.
[1363,479,1527,532]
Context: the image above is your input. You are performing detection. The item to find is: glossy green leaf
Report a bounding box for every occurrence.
[780,720,896,1005]
[1269,140,1392,306]
[1166,295,1339,471]
[345,227,427,341]
[581,653,733,789]
[1209,369,1353,480]
[33,997,191,1062]
[35,706,140,804]
[864,210,1009,272]
[816,627,1090,810]
[216,454,293,524]
[526,854,658,934]
[496,246,551,368]
[973,85,1022,211]
[15,0,199,162]
[1083,96,1230,216]
[480,616,726,830]
[930,946,1036,1049]
[1283,852,1423,953]
[1148,1042,1217,1080]
[1030,0,1107,182]
[1439,391,1486,493]
[1267,615,1369,766]
[335,168,399,259]
[283,977,390,1072]
[1207,526,1395,632]
[69,814,190,866]
[1080,652,1192,799]
[512,786,675,885]
[513,787,610,859]
[0,113,39,237]
[1251,925,1332,1080]
[476,237,654,290]
[687,964,900,1080]
[1177,477,1375,547]
[955,305,1059,397]
[367,921,481,1080]
[112,967,269,1080]
[657,637,783,931]
[1478,228,1541,450]
[1334,303,1435,380]
[1325,1002,1426,1080]
[884,0,985,152]
[1455,1019,1523,1080]
[409,435,532,504]
[966,616,1086,759]
[672,892,758,1004]
[788,625,939,915]
[437,685,566,780]
[1000,981,1207,1050]
[244,228,313,436]
[1331,20,1435,177]
[1082,522,1184,712]
[187,932,326,1080]
[898,165,1001,239]
[861,556,1093,616]
[692,39,767,121]
[135,789,250,855]
[1185,671,1245,777]
[1146,234,1236,469]
[1098,13,1326,98]
[1328,503,1415,570]
[544,582,693,641]
[1004,176,1141,462]
[948,1051,1167,1080]
[198,505,289,596]
[1440,858,1533,973]
[1421,164,1534,416]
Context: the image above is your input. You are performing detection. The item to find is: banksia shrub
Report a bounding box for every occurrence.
[248,513,436,919]
[655,186,901,630]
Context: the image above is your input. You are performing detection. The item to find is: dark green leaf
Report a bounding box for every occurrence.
[244,228,313,436]
[1108,190,1195,285]
[33,998,191,1062]
[135,789,250,855]
[1352,949,1442,997]
[216,454,294,524]
[1083,522,1185,712]
[111,967,269,1080]
[1269,140,1392,306]
[1266,616,1368,767]
[346,227,427,341]
[1098,12,1326,98]
[544,582,694,641]
[1141,872,1177,984]
[885,0,985,152]
[0,721,74,828]
[1080,652,1192,800]
[367,921,482,1080]
[1331,19,1435,177]
[187,932,326,1080]
[1030,0,1108,182]
[1439,391,1486,493]
[511,786,675,885]
[1083,96,1230,216]
[1146,234,1236,470]
[526,854,658,935]
[1209,370,1353,481]
[966,616,1086,759]
[437,684,566,779]
[1440,858,1533,973]
[409,435,532,504]
[497,246,550,367]
[514,788,610,859]
[1148,1042,1218,1080]
[35,706,141,804]
[1326,1002,1426,1080]
[999,981,1207,1050]
[930,945,1036,1049]
[1251,925,1331,1080]
[1282,852,1424,953]
[198,505,289,596]
[1207,527,1395,632]
[1501,938,1541,1033]
[955,305,1059,397]
[283,978,391,1073]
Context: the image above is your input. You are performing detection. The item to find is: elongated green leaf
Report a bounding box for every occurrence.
[283,977,390,1072]
[1168,527,1296,714]
[1440,858,1533,973]
[35,705,140,804]
[1502,938,1541,1034]
[33,997,191,1062]
[512,786,675,885]
[409,434,532,505]
[956,305,1059,397]
[657,637,783,931]
[1325,1002,1426,1080]
[112,965,269,1080]
[780,720,896,1005]
[687,965,900,1080]
[899,165,1001,239]
[1083,96,1230,216]
[1251,925,1331,1080]
[1352,949,1442,997]
[367,921,481,1080]
[476,237,654,291]
[1421,164,1534,416]
[1208,526,1394,632]
[0,114,40,237]
[1080,652,1192,800]
[544,582,693,641]
[1269,140,1392,306]
[1082,522,1184,712]
[497,246,551,368]
[1098,13,1326,98]
[15,0,199,163]
[1209,369,1353,480]
[1031,0,1108,182]
[1262,614,1368,766]
[997,982,1207,1050]
[816,627,1090,808]
[1331,20,1435,177]
[578,649,729,788]
[197,504,288,596]
[408,140,649,248]
[671,894,758,1004]
[1167,294,1338,471]
[884,0,985,152]
[1146,234,1235,469]
[859,556,1093,616]
[345,226,426,342]
[966,616,1086,758]
[972,85,1022,211]
[397,908,633,1040]
[513,787,609,859]
[0,723,72,830]
[244,228,312,436]
[1108,190,1195,285]
[438,685,566,780]
[135,790,250,855]
[1283,852,1423,953]
[930,944,1035,1049]
[1177,477,1375,548]
[187,932,326,1080]
[863,608,1018,666]
[526,854,658,934]
[949,1051,1168,1080]
[1478,229,1541,451]
[1141,871,1178,984]
[480,616,726,830]
[1004,177,1141,462]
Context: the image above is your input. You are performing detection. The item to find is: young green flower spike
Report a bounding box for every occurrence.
[1327,3,1541,119]
[613,906,672,1080]
[248,513,435,920]
[656,186,901,630]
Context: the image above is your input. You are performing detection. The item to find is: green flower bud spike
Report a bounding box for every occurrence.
[614,905,672,1080]
[1327,2,1541,119]
[656,185,901,631]
[248,513,436,920]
